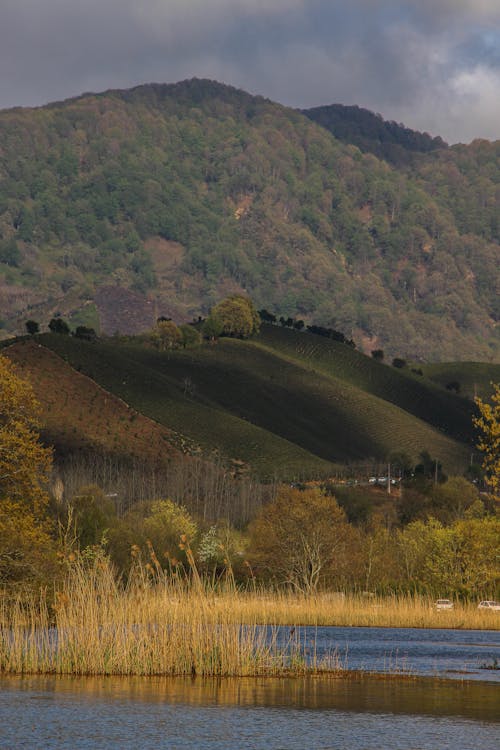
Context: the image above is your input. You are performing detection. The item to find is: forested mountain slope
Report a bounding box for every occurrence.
[0,79,498,361]
[302,103,448,165]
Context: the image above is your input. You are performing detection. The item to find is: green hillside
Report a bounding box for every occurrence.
[421,362,500,401]
[0,79,498,361]
[37,333,334,479]
[255,324,476,444]
[38,329,471,476]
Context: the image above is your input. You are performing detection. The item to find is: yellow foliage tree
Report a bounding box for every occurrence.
[150,320,183,351]
[210,295,260,338]
[0,354,55,585]
[249,486,350,593]
[474,383,500,498]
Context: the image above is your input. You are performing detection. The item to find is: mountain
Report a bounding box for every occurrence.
[0,79,498,361]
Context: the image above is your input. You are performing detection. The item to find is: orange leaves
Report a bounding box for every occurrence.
[474,383,500,497]
[0,354,53,514]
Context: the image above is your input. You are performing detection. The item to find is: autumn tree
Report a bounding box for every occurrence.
[150,320,182,351]
[210,295,260,338]
[0,354,55,585]
[474,383,500,498]
[396,516,500,597]
[142,499,198,569]
[248,486,350,593]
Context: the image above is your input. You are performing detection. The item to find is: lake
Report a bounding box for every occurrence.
[1,627,498,749]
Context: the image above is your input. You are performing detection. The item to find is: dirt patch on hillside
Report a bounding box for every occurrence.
[4,339,182,465]
[94,286,156,335]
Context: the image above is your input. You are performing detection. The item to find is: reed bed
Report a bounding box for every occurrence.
[0,557,497,676]
[0,557,339,677]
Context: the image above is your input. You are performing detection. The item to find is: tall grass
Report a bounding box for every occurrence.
[0,555,338,677]
[0,556,497,676]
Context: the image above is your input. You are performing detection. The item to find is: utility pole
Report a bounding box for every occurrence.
[387,462,391,495]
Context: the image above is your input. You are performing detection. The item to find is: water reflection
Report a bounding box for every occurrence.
[2,673,499,721]
[0,674,499,750]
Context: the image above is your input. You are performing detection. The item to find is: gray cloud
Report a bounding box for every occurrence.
[1,1,499,142]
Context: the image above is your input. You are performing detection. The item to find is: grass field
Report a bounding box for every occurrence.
[421,361,500,400]
[33,334,335,479]
[256,325,477,445]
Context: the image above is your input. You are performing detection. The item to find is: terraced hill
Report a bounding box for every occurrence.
[30,334,334,479]
[3,338,183,463]
[255,325,476,445]
[17,327,475,478]
[421,362,500,401]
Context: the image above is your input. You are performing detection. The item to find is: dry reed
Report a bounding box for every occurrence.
[0,555,497,676]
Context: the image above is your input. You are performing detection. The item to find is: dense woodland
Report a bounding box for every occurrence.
[0,79,498,361]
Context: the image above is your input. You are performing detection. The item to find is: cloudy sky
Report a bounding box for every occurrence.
[1,0,500,143]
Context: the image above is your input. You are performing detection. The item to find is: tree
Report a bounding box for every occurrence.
[48,317,70,334]
[258,309,276,324]
[248,486,350,593]
[150,320,182,351]
[74,325,97,341]
[428,476,481,523]
[25,320,39,335]
[392,357,407,369]
[210,295,260,338]
[179,323,202,349]
[143,499,198,569]
[0,355,55,585]
[202,314,223,341]
[397,516,500,597]
[474,383,500,497]
[69,485,117,549]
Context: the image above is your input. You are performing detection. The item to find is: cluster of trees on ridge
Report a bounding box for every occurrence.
[26,294,361,353]
[1,348,499,597]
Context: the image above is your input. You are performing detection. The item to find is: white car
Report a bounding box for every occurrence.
[435,599,454,610]
[478,600,500,611]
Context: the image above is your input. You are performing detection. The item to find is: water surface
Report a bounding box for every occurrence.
[0,673,498,750]
[1,626,499,749]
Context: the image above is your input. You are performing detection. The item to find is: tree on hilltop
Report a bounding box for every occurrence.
[210,295,260,338]
[25,320,39,335]
[48,317,70,334]
[150,320,182,351]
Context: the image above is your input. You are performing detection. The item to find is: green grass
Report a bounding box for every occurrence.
[38,334,334,479]
[255,325,477,445]
[38,331,471,477]
[421,362,500,400]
